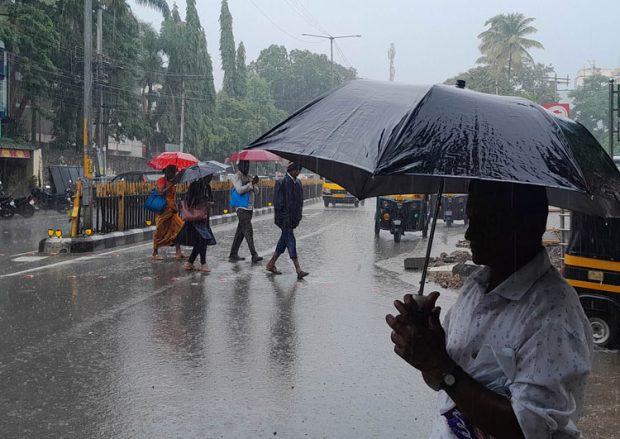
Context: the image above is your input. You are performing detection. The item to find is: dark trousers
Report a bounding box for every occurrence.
[189,237,207,265]
[275,228,297,259]
[229,209,257,257]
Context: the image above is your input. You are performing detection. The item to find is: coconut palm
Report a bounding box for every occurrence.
[477,13,544,81]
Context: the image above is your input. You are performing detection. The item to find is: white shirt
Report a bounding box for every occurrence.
[430,250,593,439]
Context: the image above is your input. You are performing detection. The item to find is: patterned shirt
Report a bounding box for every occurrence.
[430,250,593,438]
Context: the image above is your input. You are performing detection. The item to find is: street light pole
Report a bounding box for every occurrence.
[301,33,361,85]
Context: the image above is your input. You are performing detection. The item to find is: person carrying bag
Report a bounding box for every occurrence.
[177,177,217,272]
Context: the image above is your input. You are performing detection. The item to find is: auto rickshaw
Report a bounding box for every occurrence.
[375,194,429,242]
[563,212,620,348]
[322,179,362,207]
[430,194,469,226]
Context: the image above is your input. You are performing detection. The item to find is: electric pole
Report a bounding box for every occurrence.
[179,78,185,153]
[83,0,92,179]
[301,33,361,86]
[96,7,105,176]
[388,43,396,82]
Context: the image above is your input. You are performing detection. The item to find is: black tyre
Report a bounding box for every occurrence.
[19,204,35,218]
[323,199,329,207]
[393,228,401,243]
[0,209,15,219]
[374,222,380,235]
[422,227,428,238]
[588,312,618,348]
[354,201,360,208]
[446,219,453,227]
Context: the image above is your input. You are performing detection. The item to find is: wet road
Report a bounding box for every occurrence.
[0,203,617,438]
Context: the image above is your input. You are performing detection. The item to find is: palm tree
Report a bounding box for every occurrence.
[135,0,170,19]
[477,13,544,81]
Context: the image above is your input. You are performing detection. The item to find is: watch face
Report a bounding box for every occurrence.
[444,374,456,387]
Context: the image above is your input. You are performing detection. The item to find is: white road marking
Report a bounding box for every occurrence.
[12,256,49,263]
[0,212,340,279]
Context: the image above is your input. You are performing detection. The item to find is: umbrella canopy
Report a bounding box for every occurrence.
[205,160,231,171]
[246,79,620,217]
[148,151,199,171]
[229,149,281,162]
[174,162,225,184]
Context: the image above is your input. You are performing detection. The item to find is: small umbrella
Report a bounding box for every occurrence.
[148,151,199,171]
[228,149,281,162]
[205,160,232,171]
[246,79,620,294]
[174,162,224,184]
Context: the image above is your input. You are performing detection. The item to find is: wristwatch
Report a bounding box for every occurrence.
[440,364,463,390]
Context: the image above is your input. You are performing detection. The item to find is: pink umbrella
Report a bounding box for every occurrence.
[148,152,199,171]
[228,150,281,162]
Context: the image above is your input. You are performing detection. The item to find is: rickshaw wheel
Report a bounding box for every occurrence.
[323,199,329,207]
[393,228,401,243]
[589,313,617,348]
[354,200,360,207]
[422,227,428,238]
[374,222,380,235]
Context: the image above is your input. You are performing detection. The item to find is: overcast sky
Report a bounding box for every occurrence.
[130,0,620,91]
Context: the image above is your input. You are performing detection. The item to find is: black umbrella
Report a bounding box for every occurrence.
[174,162,224,184]
[247,79,620,218]
[246,79,620,294]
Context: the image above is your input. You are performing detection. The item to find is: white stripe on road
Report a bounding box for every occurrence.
[0,215,342,279]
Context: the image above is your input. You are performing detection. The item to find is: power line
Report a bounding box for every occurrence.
[247,0,320,44]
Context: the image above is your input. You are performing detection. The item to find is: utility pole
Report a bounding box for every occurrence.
[83,0,93,179]
[388,43,396,82]
[179,78,185,153]
[96,7,105,176]
[301,33,361,86]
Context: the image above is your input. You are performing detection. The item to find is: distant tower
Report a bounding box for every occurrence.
[388,43,396,82]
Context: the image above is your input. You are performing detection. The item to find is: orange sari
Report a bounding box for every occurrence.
[153,177,184,249]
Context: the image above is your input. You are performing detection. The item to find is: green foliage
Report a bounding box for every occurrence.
[570,73,610,149]
[235,41,248,98]
[478,12,544,80]
[252,45,357,113]
[3,0,358,163]
[446,62,557,104]
[0,1,59,138]
[219,0,236,96]
[210,73,287,160]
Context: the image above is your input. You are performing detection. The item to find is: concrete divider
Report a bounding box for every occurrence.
[39,198,322,254]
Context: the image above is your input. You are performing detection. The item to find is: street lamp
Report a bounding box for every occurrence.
[301,33,361,85]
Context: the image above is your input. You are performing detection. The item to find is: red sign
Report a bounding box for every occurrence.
[543,103,570,118]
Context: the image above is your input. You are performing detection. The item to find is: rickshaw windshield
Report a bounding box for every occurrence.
[567,212,620,261]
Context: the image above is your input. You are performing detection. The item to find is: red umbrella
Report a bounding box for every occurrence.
[228,149,281,162]
[148,152,199,171]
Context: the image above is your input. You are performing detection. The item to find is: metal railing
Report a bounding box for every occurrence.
[87,179,323,234]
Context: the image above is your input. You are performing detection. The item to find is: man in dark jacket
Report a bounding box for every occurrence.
[266,162,309,279]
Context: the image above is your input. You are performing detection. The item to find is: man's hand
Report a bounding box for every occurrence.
[386,292,455,390]
[252,175,259,185]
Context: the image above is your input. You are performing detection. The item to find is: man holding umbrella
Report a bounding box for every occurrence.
[229,160,262,263]
[387,181,592,439]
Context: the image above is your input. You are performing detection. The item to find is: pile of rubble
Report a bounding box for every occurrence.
[427,250,474,290]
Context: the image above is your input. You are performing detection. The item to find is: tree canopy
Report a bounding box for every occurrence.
[1,0,358,163]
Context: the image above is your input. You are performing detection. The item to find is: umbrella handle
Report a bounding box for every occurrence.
[419,179,444,296]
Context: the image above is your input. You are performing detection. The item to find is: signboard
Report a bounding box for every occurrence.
[543,103,570,118]
[0,149,30,159]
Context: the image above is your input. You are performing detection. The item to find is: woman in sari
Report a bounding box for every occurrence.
[152,165,185,260]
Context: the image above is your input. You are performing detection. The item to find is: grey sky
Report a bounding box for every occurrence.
[130,0,620,91]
